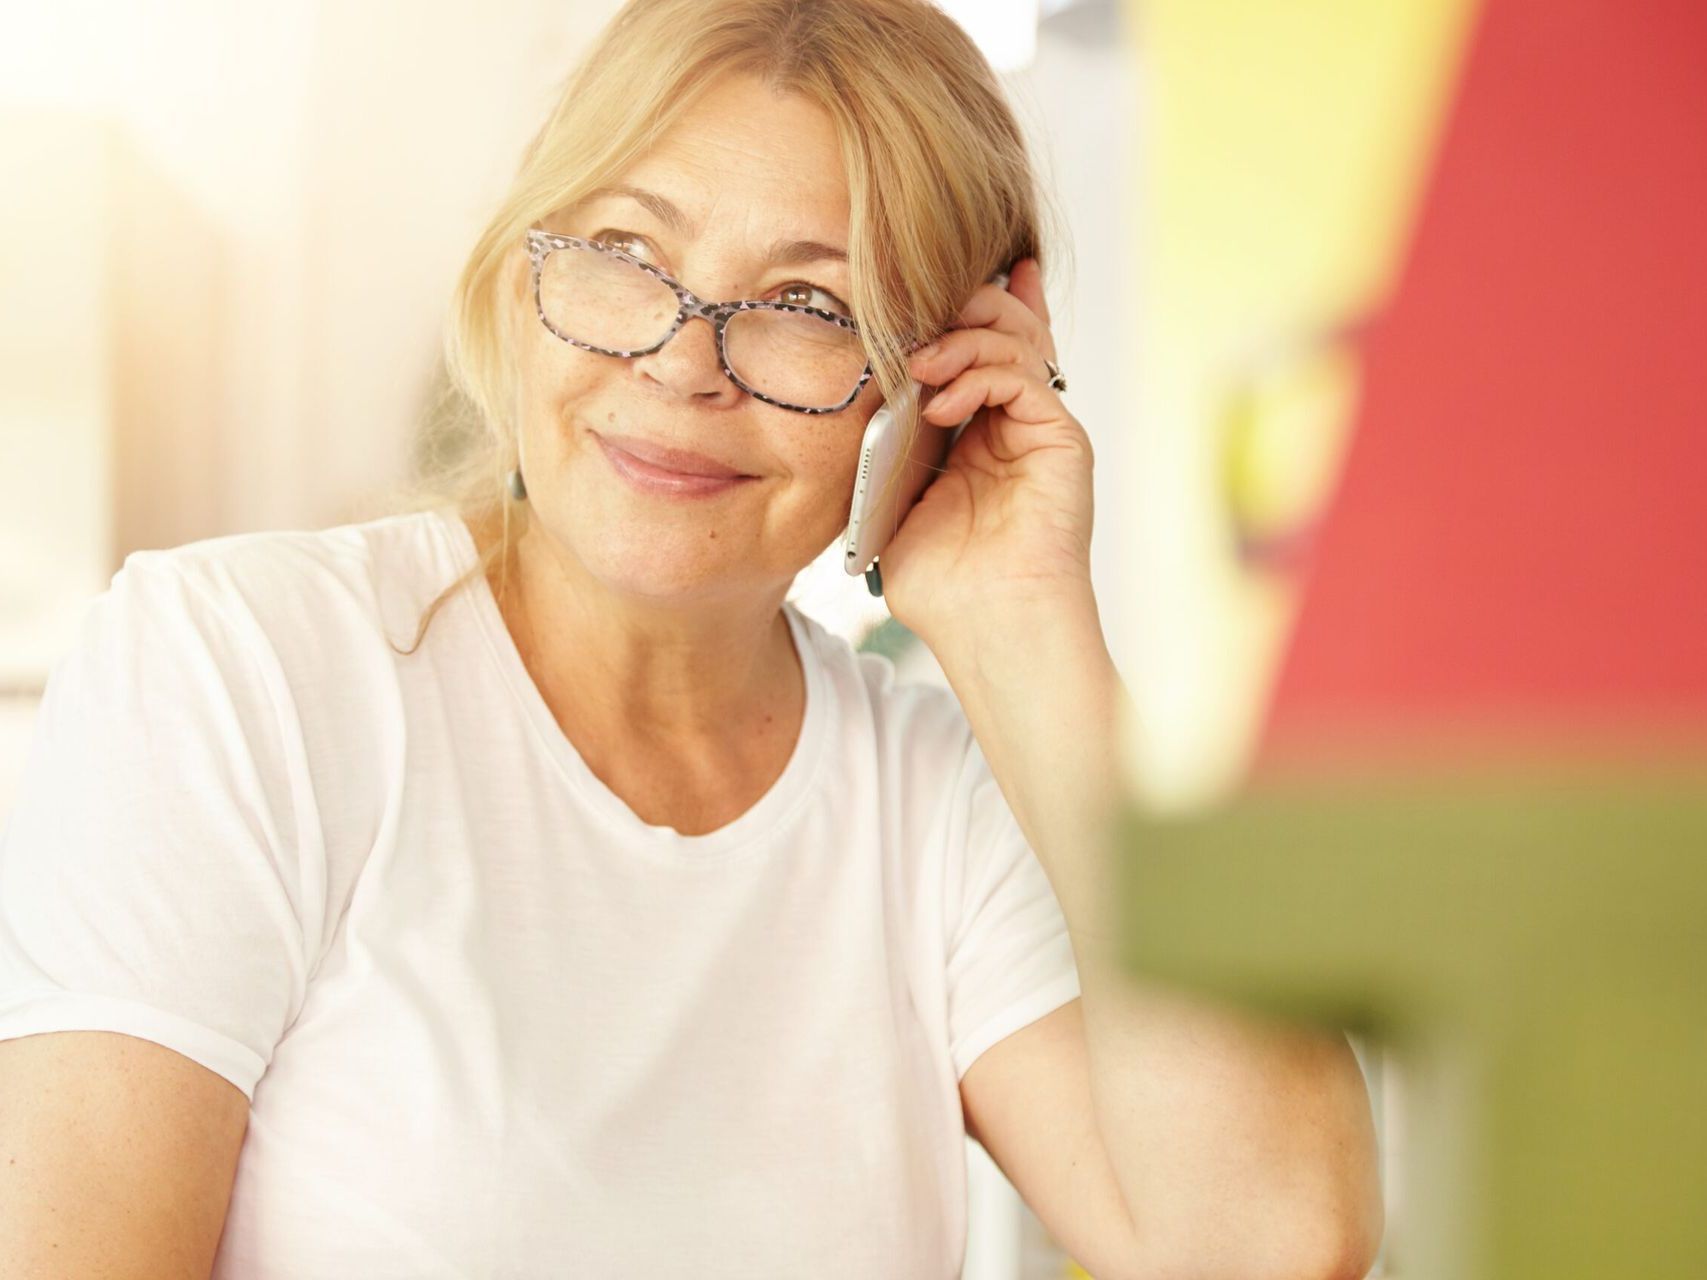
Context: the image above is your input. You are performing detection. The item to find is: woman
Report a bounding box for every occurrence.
[0,1,1382,1277]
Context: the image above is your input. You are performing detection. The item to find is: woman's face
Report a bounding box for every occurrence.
[504,72,887,605]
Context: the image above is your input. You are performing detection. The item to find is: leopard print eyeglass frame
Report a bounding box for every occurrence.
[523,227,877,415]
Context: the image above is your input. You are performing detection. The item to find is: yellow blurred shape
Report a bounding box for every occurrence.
[1220,338,1363,563]
[1120,0,1483,805]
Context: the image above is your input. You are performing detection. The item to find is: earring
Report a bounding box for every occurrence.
[506,465,527,501]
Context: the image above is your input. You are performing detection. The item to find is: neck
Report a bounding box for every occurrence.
[478,510,801,743]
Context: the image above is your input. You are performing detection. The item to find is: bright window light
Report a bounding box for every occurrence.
[934,0,1040,72]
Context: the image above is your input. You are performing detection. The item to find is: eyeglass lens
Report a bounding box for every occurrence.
[539,241,868,411]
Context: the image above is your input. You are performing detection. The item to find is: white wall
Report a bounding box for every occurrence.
[2,0,624,569]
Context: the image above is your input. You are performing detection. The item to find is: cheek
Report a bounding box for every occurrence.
[779,400,879,535]
[798,430,861,492]
[518,333,592,404]
[753,438,851,563]
[514,344,605,461]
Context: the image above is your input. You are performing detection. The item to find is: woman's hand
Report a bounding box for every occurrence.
[877,257,1097,657]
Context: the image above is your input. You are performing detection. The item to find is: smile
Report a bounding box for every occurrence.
[594,433,757,499]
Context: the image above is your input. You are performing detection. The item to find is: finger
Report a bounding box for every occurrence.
[950,274,1056,362]
[1004,257,1050,327]
[919,360,1066,431]
[1017,259,1044,327]
[907,326,1038,384]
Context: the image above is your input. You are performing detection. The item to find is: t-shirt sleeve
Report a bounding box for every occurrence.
[0,554,322,1103]
[943,735,1081,1081]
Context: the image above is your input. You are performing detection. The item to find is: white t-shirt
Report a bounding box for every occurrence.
[0,506,1080,1279]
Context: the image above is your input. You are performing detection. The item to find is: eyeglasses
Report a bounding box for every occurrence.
[524,228,876,415]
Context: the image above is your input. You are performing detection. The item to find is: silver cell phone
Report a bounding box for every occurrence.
[842,268,1012,595]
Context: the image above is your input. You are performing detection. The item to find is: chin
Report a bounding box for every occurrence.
[574,525,749,602]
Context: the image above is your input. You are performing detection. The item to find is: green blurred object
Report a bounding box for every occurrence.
[855,615,917,661]
[1110,753,1707,1279]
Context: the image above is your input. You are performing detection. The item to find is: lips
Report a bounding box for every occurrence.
[595,432,751,479]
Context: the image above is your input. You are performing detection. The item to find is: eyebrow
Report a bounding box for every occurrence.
[578,184,849,267]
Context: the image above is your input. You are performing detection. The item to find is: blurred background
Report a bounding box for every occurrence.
[4,0,1703,1277]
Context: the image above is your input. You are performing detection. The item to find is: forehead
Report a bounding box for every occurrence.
[593,74,850,247]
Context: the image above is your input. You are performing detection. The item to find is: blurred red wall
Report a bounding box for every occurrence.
[1260,0,1707,759]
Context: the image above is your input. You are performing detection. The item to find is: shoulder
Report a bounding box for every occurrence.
[53,511,463,762]
[121,511,396,607]
[108,509,453,656]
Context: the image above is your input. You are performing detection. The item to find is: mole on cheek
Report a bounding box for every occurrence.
[708,529,718,540]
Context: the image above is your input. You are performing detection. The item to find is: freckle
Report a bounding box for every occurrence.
[606,411,614,424]
[708,529,717,539]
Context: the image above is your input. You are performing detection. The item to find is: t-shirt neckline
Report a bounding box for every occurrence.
[432,506,829,862]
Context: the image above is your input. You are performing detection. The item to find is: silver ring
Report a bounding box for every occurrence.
[1044,358,1067,393]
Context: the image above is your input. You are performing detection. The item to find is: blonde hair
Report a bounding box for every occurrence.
[381,0,1070,656]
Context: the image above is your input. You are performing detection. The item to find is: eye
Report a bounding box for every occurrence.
[590,228,655,261]
[775,281,852,317]
[592,228,851,316]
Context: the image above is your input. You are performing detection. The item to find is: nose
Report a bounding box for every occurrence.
[631,307,741,404]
